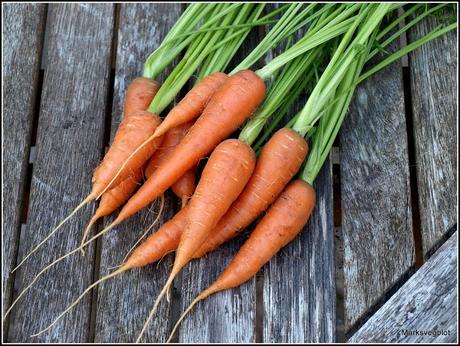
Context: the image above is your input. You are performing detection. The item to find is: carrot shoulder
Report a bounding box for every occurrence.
[124,77,160,117]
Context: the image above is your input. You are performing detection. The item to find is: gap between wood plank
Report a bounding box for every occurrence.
[255,272,264,343]
[402,65,424,269]
[345,226,456,341]
[397,9,424,269]
[332,163,345,342]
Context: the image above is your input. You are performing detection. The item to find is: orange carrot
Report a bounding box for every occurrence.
[124,77,160,117]
[168,179,316,342]
[91,111,163,198]
[194,127,308,257]
[80,167,144,254]
[110,70,265,228]
[136,139,256,342]
[151,72,228,139]
[12,78,162,272]
[145,121,196,206]
[123,205,188,268]
[76,77,161,254]
[14,71,265,321]
[145,121,194,177]
[171,167,196,208]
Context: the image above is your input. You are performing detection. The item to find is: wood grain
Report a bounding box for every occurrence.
[339,45,415,332]
[263,159,336,342]
[349,231,457,343]
[2,3,46,335]
[94,3,182,343]
[8,3,114,342]
[178,239,257,343]
[408,11,457,259]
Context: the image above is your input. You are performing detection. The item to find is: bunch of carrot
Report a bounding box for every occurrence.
[4,3,456,343]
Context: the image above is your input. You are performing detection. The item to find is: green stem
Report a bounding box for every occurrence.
[148,4,240,114]
[239,48,321,146]
[359,22,457,83]
[231,3,306,74]
[142,4,217,79]
[291,4,392,137]
[300,8,457,184]
[197,4,263,81]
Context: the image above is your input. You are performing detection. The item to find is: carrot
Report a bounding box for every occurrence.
[91,111,163,198]
[136,138,256,342]
[194,127,308,257]
[168,179,316,342]
[171,167,196,208]
[79,167,144,255]
[124,77,161,117]
[113,70,265,226]
[145,121,197,206]
[124,205,188,268]
[151,72,228,139]
[12,79,162,272]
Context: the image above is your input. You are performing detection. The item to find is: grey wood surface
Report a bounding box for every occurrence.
[2,3,46,335]
[263,158,335,342]
[349,231,457,343]
[339,44,415,332]
[7,3,114,342]
[178,239,257,343]
[94,3,182,343]
[177,18,261,344]
[3,3,457,343]
[408,11,458,259]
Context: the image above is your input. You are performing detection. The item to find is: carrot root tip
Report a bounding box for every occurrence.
[11,195,93,273]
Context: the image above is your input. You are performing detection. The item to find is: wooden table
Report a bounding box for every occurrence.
[3,3,457,343]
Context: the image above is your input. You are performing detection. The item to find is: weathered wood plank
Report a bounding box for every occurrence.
[340,43,415,332]
[94,3,182,343]
[263,159,335,342]
[349,231,457,343]
[408,12,457,259]
[2,3,46,335]
[8,4,114,342]
[178,239,257,343]
[177,11,261,343]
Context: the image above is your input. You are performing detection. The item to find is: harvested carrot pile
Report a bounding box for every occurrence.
[4,3,456,343]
